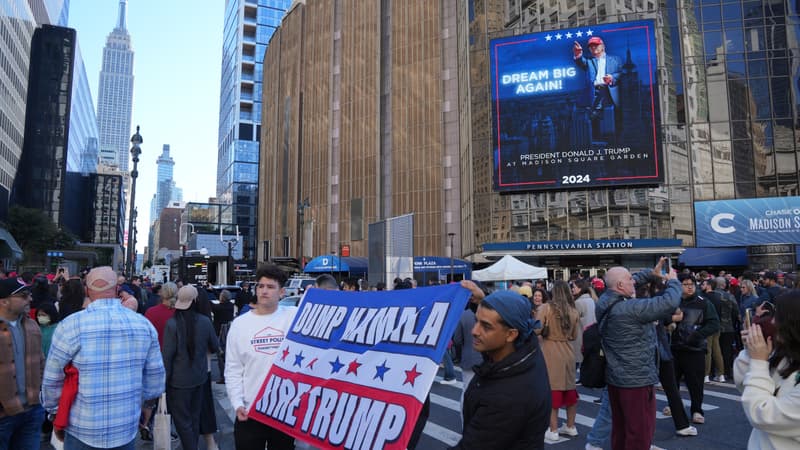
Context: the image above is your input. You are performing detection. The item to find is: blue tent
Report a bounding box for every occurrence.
[303,255,368,274]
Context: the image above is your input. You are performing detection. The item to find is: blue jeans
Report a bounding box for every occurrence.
[442,349,456,380]
[586,387,611,448]
[64,433,135,450]
[0,404,44,450]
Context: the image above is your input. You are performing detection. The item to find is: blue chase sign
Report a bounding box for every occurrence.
[694,197,800,247]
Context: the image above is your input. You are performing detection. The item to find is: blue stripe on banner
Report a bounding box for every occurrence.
[288,284,471,360]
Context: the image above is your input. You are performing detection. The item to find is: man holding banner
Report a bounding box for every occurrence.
[449,290,551,450]
[225,264,298,450]
[245,279,472,449]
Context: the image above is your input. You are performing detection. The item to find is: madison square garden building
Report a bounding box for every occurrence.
[256,0,800,276]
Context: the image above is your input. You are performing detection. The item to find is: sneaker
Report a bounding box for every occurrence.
[714,375,726,383]
[662,406,671,417]
[544,430,560,442]
[677,425,698,436]
[703,376,710,383]
[558,424,579,437]
[692,412,705,424]
[439,377,457,385]
[585,444,603,450]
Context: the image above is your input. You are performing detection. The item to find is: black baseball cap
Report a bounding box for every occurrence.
[0,278,30,299]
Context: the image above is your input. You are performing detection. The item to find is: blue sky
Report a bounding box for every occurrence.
[68,0,225,252]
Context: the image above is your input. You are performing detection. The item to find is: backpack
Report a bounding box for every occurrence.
[579,298,623,388]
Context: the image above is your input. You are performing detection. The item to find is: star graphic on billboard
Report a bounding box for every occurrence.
[586,29,594,35]
[329,356,344,374]
[565,32,573,38]
[555,33,562,40]
[576,30,583,37]
[374,360,391,381]
[545,34,552,41]
[306,357,318,370]
[293,351,305,367]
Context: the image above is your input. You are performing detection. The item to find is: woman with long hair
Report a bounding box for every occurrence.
[535,280,581,443]
[571,279,597,369]
[735,289,800,449]
[162,285,220,450]
[58,278,86,319]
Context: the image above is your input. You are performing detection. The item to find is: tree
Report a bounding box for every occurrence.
[5,206,76,265]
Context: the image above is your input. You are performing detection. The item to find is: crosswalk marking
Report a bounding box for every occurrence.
[430,393,461,411]
[422,421,461,447]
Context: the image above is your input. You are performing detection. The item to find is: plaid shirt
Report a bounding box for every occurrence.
[42,299,165,448]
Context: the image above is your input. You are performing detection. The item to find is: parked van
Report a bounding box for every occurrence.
[284,276,317,296]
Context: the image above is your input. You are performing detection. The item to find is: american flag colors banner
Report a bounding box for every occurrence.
[248,284,471,450]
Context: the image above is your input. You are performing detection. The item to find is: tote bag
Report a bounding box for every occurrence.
[153,393,172,450]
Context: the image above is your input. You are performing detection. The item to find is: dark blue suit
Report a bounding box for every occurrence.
[574,53,624,107]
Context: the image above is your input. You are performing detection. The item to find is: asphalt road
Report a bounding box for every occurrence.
[44,362,752,450]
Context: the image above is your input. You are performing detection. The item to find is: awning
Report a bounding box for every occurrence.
[0,228,23,260]
[678,247,748,267]
[304,255,368,274]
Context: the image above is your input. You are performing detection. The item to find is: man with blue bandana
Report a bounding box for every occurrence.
[448,290,551,450]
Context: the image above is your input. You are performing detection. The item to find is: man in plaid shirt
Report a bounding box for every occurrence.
[42,266,165,449]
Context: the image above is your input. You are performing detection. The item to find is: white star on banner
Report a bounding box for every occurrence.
[576,30,583,37]
[566,32,573,38]
[586,29,594,36]
[545,34,552,41]
[555,33,562,40]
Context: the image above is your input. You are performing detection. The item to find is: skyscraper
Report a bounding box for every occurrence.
[0,5,37,220]
[11,24,76,226]
[96,0,134,172]
[155,144,175,215]
[216,0,290,262]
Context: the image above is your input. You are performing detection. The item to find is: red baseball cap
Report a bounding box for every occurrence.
[588,36,604,46]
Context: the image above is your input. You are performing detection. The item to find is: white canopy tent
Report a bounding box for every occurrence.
[471,254,547,281]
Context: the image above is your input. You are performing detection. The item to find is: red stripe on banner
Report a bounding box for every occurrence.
[247,366,423,450]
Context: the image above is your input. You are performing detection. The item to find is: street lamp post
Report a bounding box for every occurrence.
[221,225,240,285]
[297,198,310,269]
[126,126,142,278]
[448,232,456,282]
[179,223,196,257]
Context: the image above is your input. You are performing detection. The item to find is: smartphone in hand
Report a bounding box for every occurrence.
[744,308,752,329]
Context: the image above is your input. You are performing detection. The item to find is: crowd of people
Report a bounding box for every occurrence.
[447,263,799,450]
[0,262,797,450]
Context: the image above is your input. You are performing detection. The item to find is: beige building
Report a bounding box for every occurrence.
[258,0,462,262]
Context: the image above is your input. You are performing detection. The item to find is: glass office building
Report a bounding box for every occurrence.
[11,25,76,227]
[256,0,800,275]
[68,43,99,175]
[216,0,290,263]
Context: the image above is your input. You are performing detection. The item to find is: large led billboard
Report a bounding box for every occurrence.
[490,20,663,192]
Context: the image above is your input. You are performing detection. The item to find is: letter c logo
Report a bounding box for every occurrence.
[710,213,736,234]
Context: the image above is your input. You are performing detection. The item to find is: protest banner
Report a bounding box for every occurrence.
[247,283,471,450]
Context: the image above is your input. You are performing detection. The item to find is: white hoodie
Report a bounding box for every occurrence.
[734,351,800,450]
[225,305,298,411]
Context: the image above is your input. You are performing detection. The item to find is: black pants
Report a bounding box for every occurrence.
[234,418,295,450]
[720,332,736,378]
[672,350,706,415]
[199,375,217,434]
[658,358,690,430]
[167,384,203,450]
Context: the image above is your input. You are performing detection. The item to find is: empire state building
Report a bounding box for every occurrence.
[96,0,134,172]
